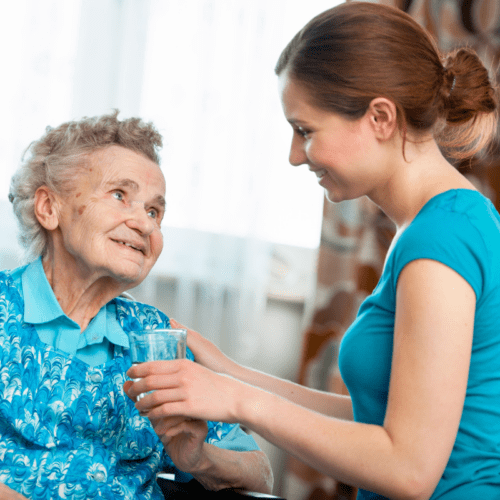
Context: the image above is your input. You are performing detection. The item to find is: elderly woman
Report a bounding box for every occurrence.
[0,112,273,499]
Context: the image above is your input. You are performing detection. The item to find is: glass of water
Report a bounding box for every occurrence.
[129,328,187,400]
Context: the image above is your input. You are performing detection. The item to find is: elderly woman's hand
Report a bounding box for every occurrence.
[149,415,209,473]
[124,376,211,473]
[0,482,29,500]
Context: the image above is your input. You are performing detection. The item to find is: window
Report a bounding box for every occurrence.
[1,0,344,250]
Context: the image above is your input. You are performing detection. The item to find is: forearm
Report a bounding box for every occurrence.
[181,320,352,419]
[188,445,273,493]
[237,388,434,500]
[228,360,353,420]
[0,483,29,500]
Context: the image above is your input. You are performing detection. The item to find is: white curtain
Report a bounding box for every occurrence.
[0,0,340,366]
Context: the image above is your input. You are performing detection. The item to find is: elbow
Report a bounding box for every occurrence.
[391,468,439,500]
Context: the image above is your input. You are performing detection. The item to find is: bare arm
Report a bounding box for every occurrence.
[154,416,273,493]
[170,319,353,421]
[0,483,29,500]
[177,441,272,493]
[132,259,474,500]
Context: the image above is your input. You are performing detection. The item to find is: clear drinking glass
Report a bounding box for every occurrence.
[129,328,187,400]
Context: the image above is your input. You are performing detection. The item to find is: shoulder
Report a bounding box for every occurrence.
[0,264,27,296]
[113,296,170,332]
[398,190,495,255]
[0,267,27,332]
[113,297,195,361]
[391,190,498,298]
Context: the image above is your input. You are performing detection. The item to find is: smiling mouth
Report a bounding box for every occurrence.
[112,240,145,255]
[312,169,327,181]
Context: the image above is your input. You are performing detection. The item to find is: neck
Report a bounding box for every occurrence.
[42,253,129,332]
[368,137,476,230]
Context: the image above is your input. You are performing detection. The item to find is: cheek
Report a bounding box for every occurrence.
[151,230,164,256]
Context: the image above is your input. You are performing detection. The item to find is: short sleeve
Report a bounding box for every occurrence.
[392,209,488,300]
[209,424,259,451]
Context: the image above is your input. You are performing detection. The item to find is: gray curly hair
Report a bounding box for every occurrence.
[9,110,163,262]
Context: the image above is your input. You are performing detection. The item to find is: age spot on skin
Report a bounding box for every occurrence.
[75,192,82,198]
[78,205,86,216]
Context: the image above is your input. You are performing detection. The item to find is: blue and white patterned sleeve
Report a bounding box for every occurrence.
[210,424,259,451]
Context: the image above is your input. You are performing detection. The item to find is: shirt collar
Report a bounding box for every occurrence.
[23,257,66,324]
[22,257,129,348]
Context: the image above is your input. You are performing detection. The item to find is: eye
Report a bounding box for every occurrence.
[112,191,124,201]
[147,208,159,219]
[294,126,310,138]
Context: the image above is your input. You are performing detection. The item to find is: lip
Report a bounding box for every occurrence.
[309,167,327,178]
[111,239,147,255]
[309,168,327,185]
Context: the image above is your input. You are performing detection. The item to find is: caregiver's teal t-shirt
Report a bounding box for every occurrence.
[340,190,500,499]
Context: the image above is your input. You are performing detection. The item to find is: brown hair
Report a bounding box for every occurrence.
[275,2,498,159]
[9,110,163,261]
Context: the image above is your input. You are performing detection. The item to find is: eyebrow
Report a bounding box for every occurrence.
[152,194,166,210]
[104,178,140,191]
[287,118,309,127]
[105,178,166,209]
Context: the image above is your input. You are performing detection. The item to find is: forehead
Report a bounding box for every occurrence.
[278,72,326,122]
[86,145,165,193]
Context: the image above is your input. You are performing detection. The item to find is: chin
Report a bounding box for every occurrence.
[325,190,345,204]
[108,264,147,287]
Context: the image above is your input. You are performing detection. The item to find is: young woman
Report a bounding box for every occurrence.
[126,3,500,499]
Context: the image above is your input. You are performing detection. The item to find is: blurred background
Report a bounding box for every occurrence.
[2,1,500,499]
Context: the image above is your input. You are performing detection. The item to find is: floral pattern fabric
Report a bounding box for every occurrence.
[0,267,236,499]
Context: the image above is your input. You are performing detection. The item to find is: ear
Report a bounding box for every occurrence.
[34,186,60,231]
[367,97,398,141]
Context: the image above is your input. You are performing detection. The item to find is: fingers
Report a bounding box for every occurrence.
[169,318,187,329]
[126,377,184,404]
[170,318,206,345]
[125,359,198,401]
[149,415,186,435]
[151,415,207,438]
[123,380,134,394]
[125,359,200,415]
[127,359,186,379]
[145,400,191,421]
[137,387,186,410]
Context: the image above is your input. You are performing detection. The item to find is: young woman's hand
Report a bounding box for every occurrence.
[169,318,236,375]
[125,359,245,424]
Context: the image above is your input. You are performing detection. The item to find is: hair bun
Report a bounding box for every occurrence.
[441,48,497,124]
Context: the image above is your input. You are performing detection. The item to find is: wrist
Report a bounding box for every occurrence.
[233,382,272,429]
[184,442,212,476]
[188,444,238,491]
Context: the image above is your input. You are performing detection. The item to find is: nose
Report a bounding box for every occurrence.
[288,134,307,167]
[126,201,155,236]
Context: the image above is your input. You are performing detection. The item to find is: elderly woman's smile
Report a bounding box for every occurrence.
[38,145,166,294]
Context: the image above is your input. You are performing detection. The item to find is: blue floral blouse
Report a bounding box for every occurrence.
[0,267,248,499]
